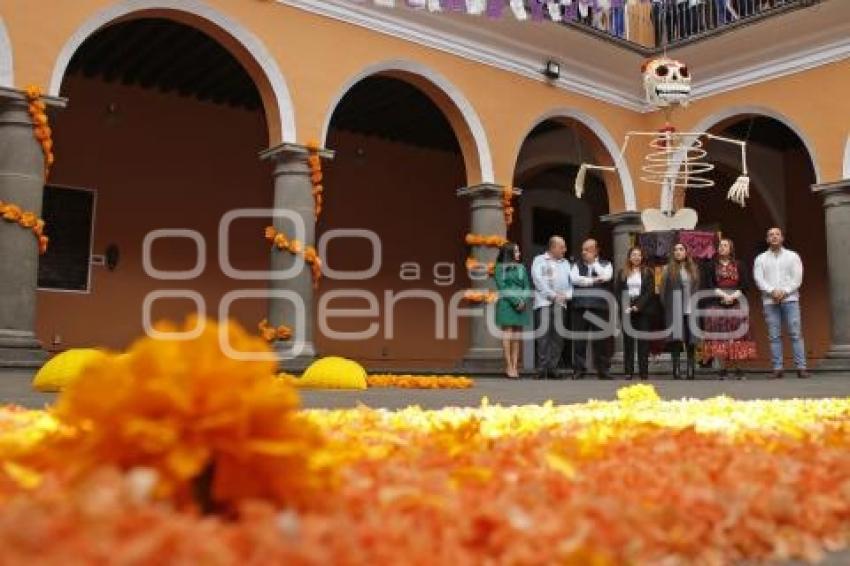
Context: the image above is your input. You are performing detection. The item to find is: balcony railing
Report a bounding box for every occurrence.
[557,0,825,52]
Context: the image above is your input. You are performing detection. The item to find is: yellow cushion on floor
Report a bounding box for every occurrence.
[32,349,108,392]
[296,356,367,390]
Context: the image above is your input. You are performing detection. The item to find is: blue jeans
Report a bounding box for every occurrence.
[763,301,806,370]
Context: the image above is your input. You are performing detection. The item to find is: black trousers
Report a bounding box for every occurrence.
[535,305,567,371]
[572,307,612,374]
[622,311,651,377]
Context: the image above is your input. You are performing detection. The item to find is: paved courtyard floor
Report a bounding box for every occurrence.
[4,369,849,410]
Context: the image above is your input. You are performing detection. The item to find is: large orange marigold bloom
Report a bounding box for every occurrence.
[38,318,333,511]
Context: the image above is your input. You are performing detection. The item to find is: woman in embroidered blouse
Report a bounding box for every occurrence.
[660,243,702,380]
[494,242,532,379]
[615,246,656,381]
[703,238,757,379]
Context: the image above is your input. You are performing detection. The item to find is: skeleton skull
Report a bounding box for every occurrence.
[642,57,691,108]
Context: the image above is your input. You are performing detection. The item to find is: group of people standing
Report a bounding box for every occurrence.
[493,226,810,380]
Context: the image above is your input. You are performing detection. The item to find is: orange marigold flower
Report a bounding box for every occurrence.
[264,226,277,241]
[303,246,318,263]
[289,240,303,254]
[273,233,288,250]
[32,219,45,237]
[24,85,42,99]
[35,318,333,512]
[19,212,37,229]
[38,236,48,254]
[2,204,22,222]
[305,140,320,152]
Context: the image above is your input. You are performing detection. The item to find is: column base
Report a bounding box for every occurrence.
[0,329,49,369]
[459,347,505,372]
[816,345,850,371]
[274,341,317,373]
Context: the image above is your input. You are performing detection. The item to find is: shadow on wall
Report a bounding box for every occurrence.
[36,76,272,351]
[315,129,469,369]
[514,166,612,263]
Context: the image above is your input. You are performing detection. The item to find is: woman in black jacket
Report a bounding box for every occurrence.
[615,246,656,380]
[660,243,702,380]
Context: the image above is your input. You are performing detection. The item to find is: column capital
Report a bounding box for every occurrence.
[456,183,522,199]
[259,142,335,162]
[0,86,67,108]
[812,180,850,208]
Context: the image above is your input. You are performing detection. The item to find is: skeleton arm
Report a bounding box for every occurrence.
[574,135,633,198]
[704,133,750,207]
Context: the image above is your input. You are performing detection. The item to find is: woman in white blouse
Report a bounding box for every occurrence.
[615,247,657,380]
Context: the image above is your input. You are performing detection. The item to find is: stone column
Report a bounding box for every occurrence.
[457,183,509,371]
[600,211,643,370]
[0,87,62,368]
[812,180,850,369]
[259,143,334,371]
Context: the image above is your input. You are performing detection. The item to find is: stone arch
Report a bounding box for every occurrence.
[512,108,637,211]
[47,0,295,144]
[321,59,493,185]
[686,105,822,184]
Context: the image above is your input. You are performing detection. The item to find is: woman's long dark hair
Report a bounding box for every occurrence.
[666,243,700,286]
[619,246,644,281]
[496,242,520,265]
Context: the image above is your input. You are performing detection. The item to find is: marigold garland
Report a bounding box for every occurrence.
[0,200,48,254]
[365,375,474,389]
[463,289,498,304]
[465,233,508,248]
[501,186,516,227]
[465,256,495,276]
[24,86,54,180]
[265,226,322,288]
[305,140,324,220]
[258,319,293,342]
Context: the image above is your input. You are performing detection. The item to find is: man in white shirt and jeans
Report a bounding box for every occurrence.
[753,227,811,379]
[531,236,573,380]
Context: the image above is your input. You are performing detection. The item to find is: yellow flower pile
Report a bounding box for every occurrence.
[293,356,368,390]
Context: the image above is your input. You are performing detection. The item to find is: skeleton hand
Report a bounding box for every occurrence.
[726,175,750,207]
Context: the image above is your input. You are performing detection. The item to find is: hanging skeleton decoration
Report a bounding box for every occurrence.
[575,57,751,232]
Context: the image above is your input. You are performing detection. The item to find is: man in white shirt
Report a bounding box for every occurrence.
[753,227,810,379]
[570,239,614,379]
[531,236,573,380]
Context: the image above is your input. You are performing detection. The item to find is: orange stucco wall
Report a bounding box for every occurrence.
[35,76,273,351]
[1,0,847,365]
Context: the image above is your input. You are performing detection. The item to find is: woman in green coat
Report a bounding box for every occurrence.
[494,242,532,378]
